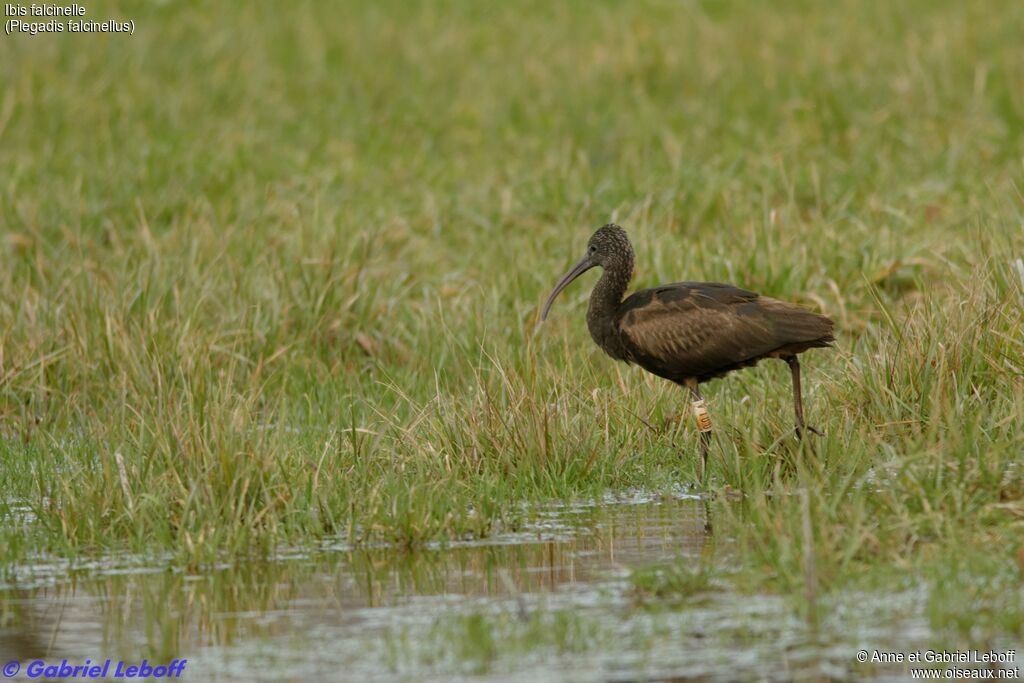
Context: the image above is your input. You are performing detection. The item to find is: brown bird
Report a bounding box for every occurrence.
[541,224,834,476]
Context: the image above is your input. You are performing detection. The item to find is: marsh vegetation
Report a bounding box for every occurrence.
[1,0,1022,678]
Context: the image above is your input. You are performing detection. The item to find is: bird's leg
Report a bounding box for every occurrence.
[684,377,712,480]
[785,356,823,439]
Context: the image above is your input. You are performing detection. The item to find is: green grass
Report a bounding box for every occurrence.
[1,0,1023,644]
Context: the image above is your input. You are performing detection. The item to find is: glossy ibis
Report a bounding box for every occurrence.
[541,224,834,476]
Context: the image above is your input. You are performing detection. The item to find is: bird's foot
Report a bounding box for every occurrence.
[794,425,824,440]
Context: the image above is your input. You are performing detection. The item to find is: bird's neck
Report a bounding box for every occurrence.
[587,259,632,341]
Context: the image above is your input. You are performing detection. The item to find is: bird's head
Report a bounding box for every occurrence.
[541,224,634,321]
[586,224,633,267]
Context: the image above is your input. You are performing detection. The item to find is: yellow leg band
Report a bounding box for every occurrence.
[692,399,712,433]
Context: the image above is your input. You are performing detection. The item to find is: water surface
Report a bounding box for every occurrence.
[0,493,981,681]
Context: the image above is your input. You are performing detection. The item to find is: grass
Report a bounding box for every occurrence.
[1,0,1023,648]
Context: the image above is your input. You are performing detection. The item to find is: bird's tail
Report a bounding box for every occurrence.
[763,298,836,347]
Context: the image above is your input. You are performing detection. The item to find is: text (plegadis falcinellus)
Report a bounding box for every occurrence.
[541,224,835,477]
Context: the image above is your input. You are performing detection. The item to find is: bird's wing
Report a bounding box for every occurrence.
[616,282,829,379]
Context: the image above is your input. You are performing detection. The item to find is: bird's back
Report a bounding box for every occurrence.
[615,282,834,383]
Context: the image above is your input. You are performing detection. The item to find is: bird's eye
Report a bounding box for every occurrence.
[588,245,597,254]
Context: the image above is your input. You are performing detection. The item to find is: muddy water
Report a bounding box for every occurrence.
[1,492,967,682]
[1,493,723,682]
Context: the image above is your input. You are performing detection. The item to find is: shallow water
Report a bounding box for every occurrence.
[0,493,1002,682]
[0,493,709,680]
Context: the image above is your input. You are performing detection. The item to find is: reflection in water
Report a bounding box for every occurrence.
[0,496,708,678]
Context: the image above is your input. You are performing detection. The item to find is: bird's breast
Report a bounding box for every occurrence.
[585,314,630,362]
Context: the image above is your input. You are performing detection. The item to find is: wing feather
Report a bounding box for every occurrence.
[617,282,832,381]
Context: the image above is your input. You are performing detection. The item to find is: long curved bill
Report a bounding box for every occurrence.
[541,255,596,321]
